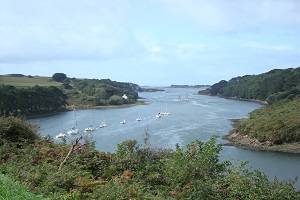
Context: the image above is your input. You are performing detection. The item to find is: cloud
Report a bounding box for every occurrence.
[246,43,295,51]
[159,0,300,33]
[0,0,143,63]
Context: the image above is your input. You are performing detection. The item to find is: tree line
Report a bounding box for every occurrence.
[199,67,300,104]
[0,84,68,115]
[71,78,140,106]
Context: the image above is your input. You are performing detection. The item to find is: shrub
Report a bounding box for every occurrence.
[0,116,39,146]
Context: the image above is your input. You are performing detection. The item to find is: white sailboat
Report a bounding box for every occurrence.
[67,127,79,135]
[68,108,79,135]
[160,101,169,115]
[84,111,95,132]
[84,125,94,132]
[55,132,66,139]
[136,112,141,121]
[156,113,162,118]
[100,114,107,128]
[120,115,126,124]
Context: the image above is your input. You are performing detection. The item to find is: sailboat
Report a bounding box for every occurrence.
[84,125,94,132]
[120,115,126,124]
[55,132,66,139]
[160,101,169,115]
[184,93,189,101]
[100,114,107,128]
[136,112,142,121]
[67,108,79,135]
[67,127,79,135]
[84,111,95,132]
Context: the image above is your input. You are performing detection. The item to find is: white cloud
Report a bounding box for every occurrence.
[246,43,295,51]
[159,0,300,33]
[0,0,141,63]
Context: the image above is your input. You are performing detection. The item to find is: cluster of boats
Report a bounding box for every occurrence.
[54,111,169,139]
[54,102,171,139]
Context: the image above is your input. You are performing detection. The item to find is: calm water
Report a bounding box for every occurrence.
[30,87,300,188]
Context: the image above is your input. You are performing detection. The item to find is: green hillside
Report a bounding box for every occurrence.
[199,67,300,105]
[0,73,141,115]
[236,99,300,145]
[200,67,300,149]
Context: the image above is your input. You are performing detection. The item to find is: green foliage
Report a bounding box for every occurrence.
[52,73,67,82]
[71,78,139,106]
[236,99,300,144]
[0,116,39,146]
[0,116,299,199]
[0,85,68,115]
[0,174,46,200]
[199,67,300,104]
[108,94,124,105]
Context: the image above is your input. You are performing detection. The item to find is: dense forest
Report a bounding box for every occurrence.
[0,85,68,115]
[199,67,300,104]
[70,78,140,106]
[0,116,299,199]
[0,73,141,115]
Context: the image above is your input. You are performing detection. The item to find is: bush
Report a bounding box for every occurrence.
[0,116,39,145]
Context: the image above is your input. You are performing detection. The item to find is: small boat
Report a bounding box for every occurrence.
[156,113,161,118]
[160,102,169,115]
[100,114,107,128]
[136,112,142,121]
[68,107,79,135]
[85,111,95,132]
[67,127,79,135]
[100,122,107,128]
[84,125,95,132]
[55,132,66,139]
[120,115,126,124]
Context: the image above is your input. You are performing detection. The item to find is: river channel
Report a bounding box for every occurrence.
[30,87,300,189]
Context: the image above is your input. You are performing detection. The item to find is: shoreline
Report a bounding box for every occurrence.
[201,94,300,153]
[27,100,147,119]
[223,130,300,154]
[220,95,269,105]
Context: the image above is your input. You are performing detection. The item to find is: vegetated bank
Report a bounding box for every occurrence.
[0,115,299,199]
[199,67,300,153]
[0,73,142,116]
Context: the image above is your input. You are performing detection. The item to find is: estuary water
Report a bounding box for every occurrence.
[30,87,300,188]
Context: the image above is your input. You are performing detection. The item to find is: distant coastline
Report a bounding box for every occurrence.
[170,84,210,88]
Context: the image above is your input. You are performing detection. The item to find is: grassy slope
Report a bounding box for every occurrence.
[237,99,300,144]
[0,75,61,88]
[224,98,300,153]
[0,174,46,200]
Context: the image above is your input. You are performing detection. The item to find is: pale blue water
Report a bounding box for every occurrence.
[30,87,300,188]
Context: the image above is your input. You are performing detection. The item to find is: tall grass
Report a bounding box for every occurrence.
[0,174,45,200]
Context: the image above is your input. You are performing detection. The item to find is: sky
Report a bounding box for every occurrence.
[0,0,300,86]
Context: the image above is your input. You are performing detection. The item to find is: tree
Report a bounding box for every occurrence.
[52,73,67,82]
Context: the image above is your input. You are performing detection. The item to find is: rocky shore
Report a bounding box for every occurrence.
[223,131,300,154]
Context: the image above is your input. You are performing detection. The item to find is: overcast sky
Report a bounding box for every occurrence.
[0,0,300,86]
